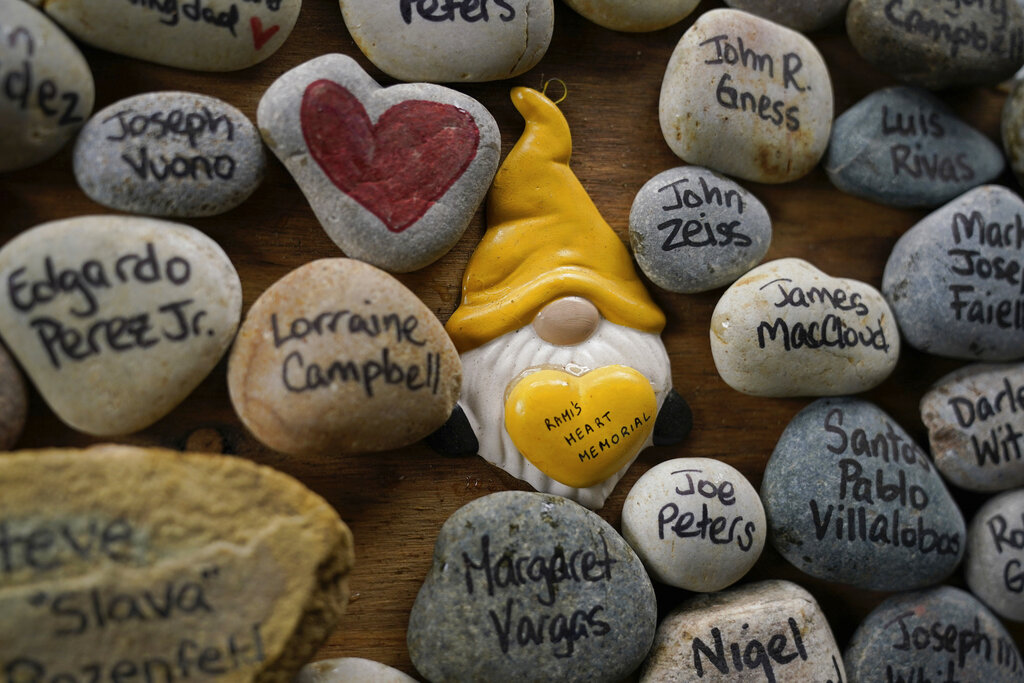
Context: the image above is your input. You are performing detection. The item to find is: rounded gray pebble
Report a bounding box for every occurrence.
[965,488,1024,622]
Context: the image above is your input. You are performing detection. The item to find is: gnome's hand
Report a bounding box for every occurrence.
[653,389,693,446]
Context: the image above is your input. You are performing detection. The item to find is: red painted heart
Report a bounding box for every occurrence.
[250,17,280,51]
[300,80,480,233]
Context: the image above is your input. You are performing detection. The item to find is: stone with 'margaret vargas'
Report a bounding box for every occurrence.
[74,92,265,217]
[562,0,699,32]
[0,342,27,449]
[826,86,1004,208]
[965,489,1024,622]
[762,397,965,591]
[659,9,834,184]
[298,658,417,683]
[0,216,241,436]
[882,185,1024,361]
[629,166,771,293]
[407,491,656,683]
[710,258,899,397]
[722,0,849,32]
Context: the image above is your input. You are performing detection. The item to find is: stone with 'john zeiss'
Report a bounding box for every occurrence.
[73,92,265,217]
[659,9,834,184]
[883,185,1024,361]
[921,363,1024,492]
[0,444,355,680]
[0,215,241,436]
[407,491,656,683]
[0,0,94,172]
[561,0,700,32]
[227,258,461,456]
[258,54,500,272]
[641,580,847,683]
[722,0,849,32]
[629,166,771,294]
[33,0,300,71]
[965,488,1024,622]
[825,86,1004,209]
[761,397,966,591]
[710,258,899,397]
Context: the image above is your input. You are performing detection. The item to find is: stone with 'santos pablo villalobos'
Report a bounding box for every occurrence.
[965,488,1024,623]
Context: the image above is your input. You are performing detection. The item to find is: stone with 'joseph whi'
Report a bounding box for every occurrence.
[965,489,1024,623]
[561,0,700,32]
[710,258,899,397]
[659,9,834,184]
[0,216,241,436]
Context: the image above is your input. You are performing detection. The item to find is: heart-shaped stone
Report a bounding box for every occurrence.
[504,366,656,488]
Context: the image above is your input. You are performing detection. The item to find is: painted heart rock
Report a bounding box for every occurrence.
[710,258,899,397]
[227,258,461,456]
[762,397,966,591]
[258,54,500,272]
[0,216,241,436]
[883,185,1024,361]
[965,489,1024,623]
[562,0,700,32]
[33,0,300,71]
[0,444,354,680]
[407,491,657,683]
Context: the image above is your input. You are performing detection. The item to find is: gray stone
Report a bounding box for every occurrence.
[723,0,849,32]
[0,342,27,450]
[562,0,699,32]
[847,0,1024,89]
[258,54,500,272]
[882,185,1024,361]
[921,363,1024,492]
[762,397,965,591]
[407,491,656,683]
[844,586,1024,682]
[826,86,1004,208]
[1002,78,1024,191]
[965,488,1024,622]
[73,92,264,217]
[0,0,94,172]
[629,166,771,293]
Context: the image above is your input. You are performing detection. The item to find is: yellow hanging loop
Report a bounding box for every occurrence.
[541,78,568,105]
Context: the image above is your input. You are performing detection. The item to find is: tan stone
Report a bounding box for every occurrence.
[0,344,27,449]
[0,444,354,682]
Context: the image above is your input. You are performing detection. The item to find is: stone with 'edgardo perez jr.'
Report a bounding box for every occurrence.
[762,397,965,591]
[0,216,241,436]
[0,444,355,680]
[710,258,899,397]
[659,9,834,184]
[228,258,461,456]
[965,488,1024,622]
[73,92,265,217]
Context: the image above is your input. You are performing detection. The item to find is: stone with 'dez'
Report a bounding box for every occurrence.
[965,488,1024,623]
[0,444,355,680]
[722,0,849,32]
[761,397,965,591]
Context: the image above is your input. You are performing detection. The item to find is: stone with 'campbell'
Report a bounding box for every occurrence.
[641,580,847,683]
[826,86,1004,209]
[0,0,94,172]
[0,216,241,436]
[710,258,899,397]
[561,0,699,32]
[722,0,849,32]
[629,166,771,294]
[73,92,264,217]
[883,185,1024,361]
[762,397,966,591]
[0,444,355,680]
[965,488,1024,622]
[659,9,834,184]
[407,491,656,683]
[228,258,461,456]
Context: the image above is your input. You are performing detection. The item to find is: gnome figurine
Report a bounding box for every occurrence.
[429,87,691,509]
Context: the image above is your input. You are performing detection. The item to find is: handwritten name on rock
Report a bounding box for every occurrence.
[691,616,809,681]
[654,176,751,251]
[657,468,758,551]
[882,0,1024,62]
[399,0,516,24]
[1,19,87,128]
[946,209,1024,330]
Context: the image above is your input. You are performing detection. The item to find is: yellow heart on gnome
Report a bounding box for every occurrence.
[504,366,657,489]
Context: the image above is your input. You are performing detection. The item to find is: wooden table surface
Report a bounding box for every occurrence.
[3,0,1022,676]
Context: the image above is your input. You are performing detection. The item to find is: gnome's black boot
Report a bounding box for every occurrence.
[653,389,693,446]
[424,404,479,457]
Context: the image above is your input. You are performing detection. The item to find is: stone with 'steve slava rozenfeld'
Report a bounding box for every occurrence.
[965,488,1024,623]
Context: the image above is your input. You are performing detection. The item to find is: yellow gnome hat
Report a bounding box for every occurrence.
[445,86,666,353]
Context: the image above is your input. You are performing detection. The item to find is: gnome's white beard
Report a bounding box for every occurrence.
[458,318,673,509]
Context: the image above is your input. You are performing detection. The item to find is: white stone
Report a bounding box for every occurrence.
[965,488,1024,622]
[298,658,416,683]
[562,0,700,32]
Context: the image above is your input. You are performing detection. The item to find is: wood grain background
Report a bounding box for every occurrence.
[3,0,1022,675]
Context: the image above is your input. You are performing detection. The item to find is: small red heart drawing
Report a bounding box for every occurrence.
[250,17,280,51]
[300,80,480,233]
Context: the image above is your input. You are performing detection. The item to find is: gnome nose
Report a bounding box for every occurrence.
[533,296,601,346]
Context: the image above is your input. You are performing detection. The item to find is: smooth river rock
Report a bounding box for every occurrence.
[407,491,656,683]
[0,216,241,436]
[622,457,765,591]
[826,86,1004,208]
[965,488,1024,622]
[921,363,1024,492]
[34,0,300,71]
[722,0,849,32]
[227,258,461,456]
[0,444,355,680]
[629,166,771,293]
[710,258,899,397]
[339,0,553,82]
[882,185,1024,361]
[0,0,94,172]
[762,397,966,591]
[258,54,500,272]
[847,0,1024,89]
[562,0,700,32]
[641,580,847,683]
[0,342,27,449]
[74,92,265,217]
[659,9,834,184]
[1002,78,1024,191]
[298,658,417,683]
